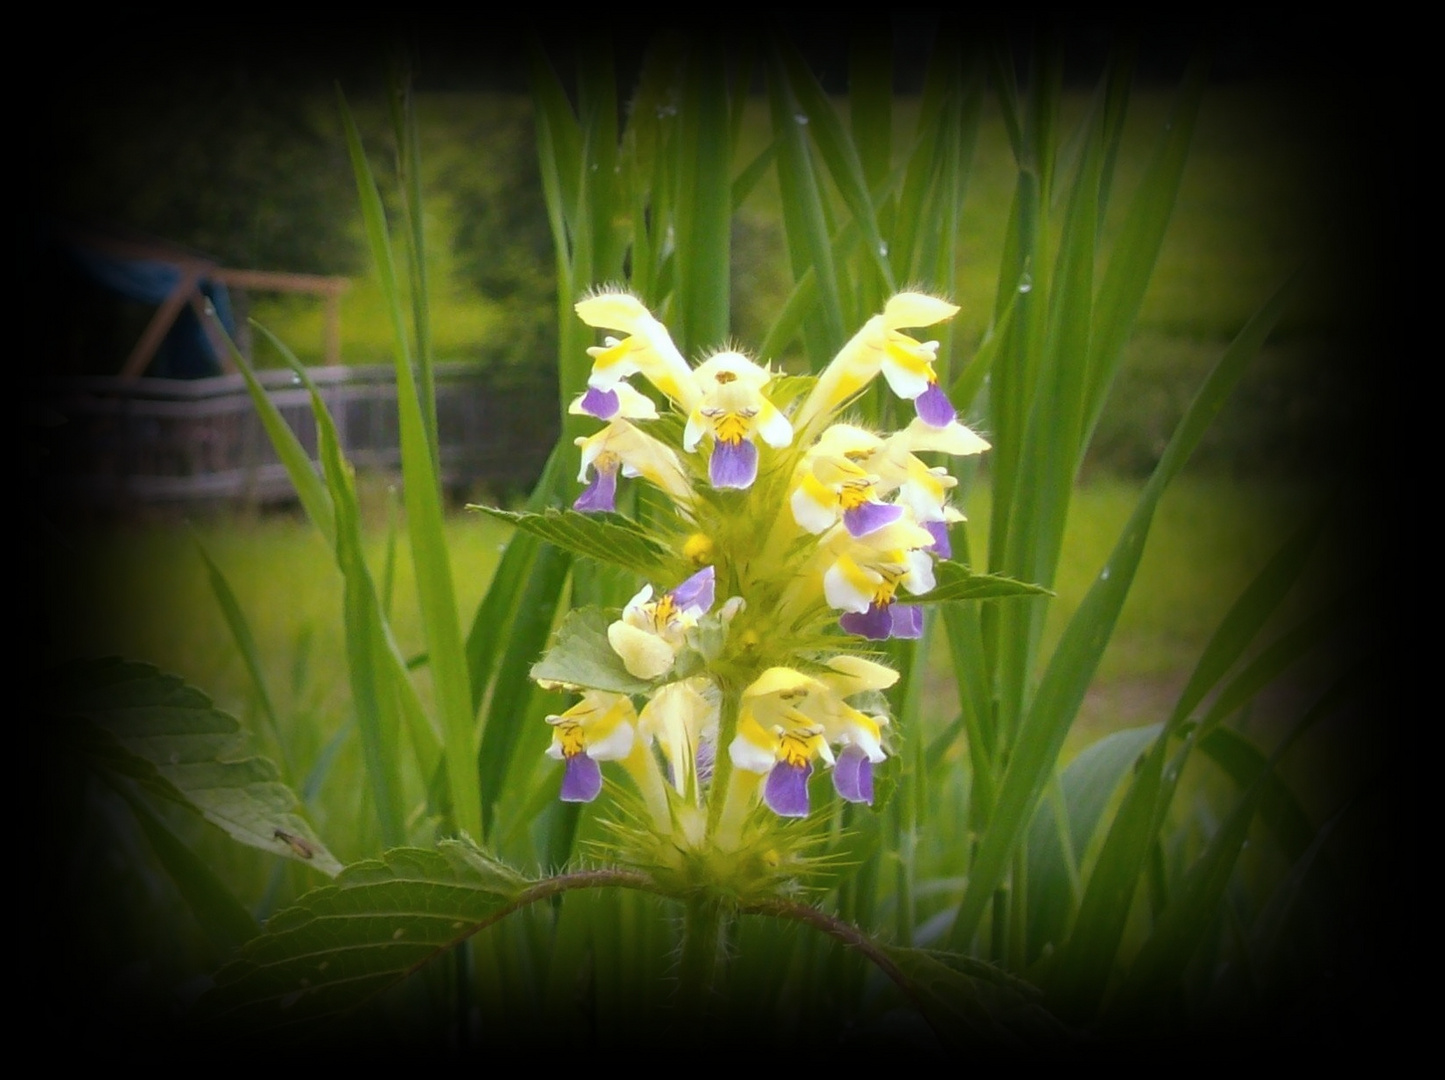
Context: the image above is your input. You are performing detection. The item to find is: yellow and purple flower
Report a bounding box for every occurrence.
[574,420,692,514]
[608,565,716,680]
[795,292,961,433]
[546,692,639,803]
[727,660,896,816]
[682,352,793,490]
[823,518,938,640]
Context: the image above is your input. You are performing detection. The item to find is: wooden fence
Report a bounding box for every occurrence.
[40,363,558,509]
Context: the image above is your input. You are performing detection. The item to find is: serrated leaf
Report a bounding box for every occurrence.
[195,844,533,1037]
[908,561,1051,604]
[471,506,677,581]
[54,658,341,876]
[530,608,655,695]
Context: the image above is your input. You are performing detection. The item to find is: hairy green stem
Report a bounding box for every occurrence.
[675,894,725,1025]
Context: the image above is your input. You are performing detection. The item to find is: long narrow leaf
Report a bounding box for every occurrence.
[948,266,1305,951]
[341,90,481,840]
[214,322,333,544]
[192,532,290,780]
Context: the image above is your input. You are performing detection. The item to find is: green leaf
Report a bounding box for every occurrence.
[195,842,532,1037]
[477,542,573,839]
[470,506,679,581]
[55,658,341,876]
[530,608,654,696]
[1025,724,1161,963]
[908,561,1051,604]
[110,775,261,951]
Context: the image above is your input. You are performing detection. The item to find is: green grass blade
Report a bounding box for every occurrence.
[312,388,407,847]
[466,444,566,707]
[528,44,583,248]
[1112,662,1367,1017]
[265,325,442,825]
[674,40,732,354]
[530,45,582,368]
[987,40,1024,167]
[477,545,573,840]
[766,41,845,360]
[949,284,1017,416]
[731,139,778,210]
[341,88,480,840]
[778,36,894,294]
[1046,440,1322,1017]
[192,531,291,781]
[890,34,958,282]
[947,266,1306,952]
[1199,728,1314,861]
[757,266,818,362]
[1081,54,1207,454]
[217,321,334,545]
[1024,723,1161,965]
[388,64,438,468]
[849,32,892,195]
[1168,508,1327,729]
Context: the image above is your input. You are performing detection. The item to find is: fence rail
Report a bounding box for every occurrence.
[41,363,558,508]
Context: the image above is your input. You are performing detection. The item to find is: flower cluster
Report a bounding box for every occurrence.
[536,291,988,852]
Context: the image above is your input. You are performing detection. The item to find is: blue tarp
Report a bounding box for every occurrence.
[62,233,237,379]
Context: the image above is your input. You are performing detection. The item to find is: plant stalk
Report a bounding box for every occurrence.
[675,893,725,1028]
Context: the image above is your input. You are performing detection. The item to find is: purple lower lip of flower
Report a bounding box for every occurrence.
[840,603,896,640]
[833,745,874,805]
[579,386,620,420]
[924,520,952,558]
[915,382,956,428]
[843,500,904,538]
[764,759,812,817]
[670,564,715,614]
[560,753,603,802]
[709,438,758,489]
[890,604,924,638]
[573,463,618,513]
[840,602,923,640]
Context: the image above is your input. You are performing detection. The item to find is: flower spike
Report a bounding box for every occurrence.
[538,286,986,844]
